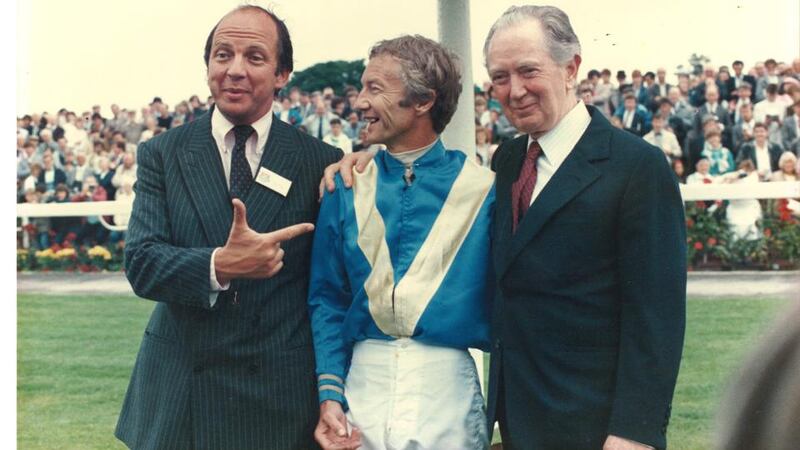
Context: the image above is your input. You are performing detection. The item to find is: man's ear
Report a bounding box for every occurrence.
[565,54,582,90]
[414,90,436,117]
[275,69,290,90]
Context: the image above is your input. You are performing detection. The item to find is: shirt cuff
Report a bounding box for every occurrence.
[209,247,230,307]
[318,374,348,411]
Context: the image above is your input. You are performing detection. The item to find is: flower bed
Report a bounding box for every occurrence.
[18,242,124,272]
[686,199,799,271]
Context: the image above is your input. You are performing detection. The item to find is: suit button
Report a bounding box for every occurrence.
[248,363,259,374]
[193,365,203,374]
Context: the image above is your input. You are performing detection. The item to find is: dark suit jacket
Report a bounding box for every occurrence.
[116,110,342,450]
[781,115,799,152]
[736,142,783,173]
[616,109,648,137]
[487,105,686,450]
[37,167,67,188]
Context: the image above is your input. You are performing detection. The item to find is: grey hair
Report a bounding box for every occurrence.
[483,5,581,67]
[369,35,462,134]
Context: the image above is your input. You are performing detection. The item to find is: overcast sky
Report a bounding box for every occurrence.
[16,0,800,116]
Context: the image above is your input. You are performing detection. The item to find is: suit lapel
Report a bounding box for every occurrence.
[498,108,611,279]
[178,112,233,246]
[492,136,527,274]
[242,118,300,233]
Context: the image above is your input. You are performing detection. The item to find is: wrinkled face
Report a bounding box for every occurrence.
[207,9,288,125]
[486,18,578,137]
[356,54,418,150]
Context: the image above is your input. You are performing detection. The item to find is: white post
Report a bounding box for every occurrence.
[438,0,476,160]
[438,0,484,391]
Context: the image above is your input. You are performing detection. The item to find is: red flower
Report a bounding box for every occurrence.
[780,211,792,222]
[66,232,77,241]
[694,242,703,250]
[707,237,717,246]
[764,228,772,237]
[686,218,695,228]
[22,223,36,233]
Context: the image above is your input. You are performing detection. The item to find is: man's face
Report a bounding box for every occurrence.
[123,154,135,169]
[754,126,767,143]
[315,103,326,117]
[43,155,53,170]
[755,63,766,76]
[652,118,663,132]
[732,63,743,75]
[348,112,358,124]
[356,54,418,149]
[705,88,719,104]
[331,123,342,136]
[741,104,753,121]
[657,69,666,83]
[624,98,636,111]
[486,18,579,137]
[207,9,288,125]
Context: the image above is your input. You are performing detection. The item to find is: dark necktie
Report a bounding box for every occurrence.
[511,141,543,233]
[317,116,324,140]
[230,124,255,199]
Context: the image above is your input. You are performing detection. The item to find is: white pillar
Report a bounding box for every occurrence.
[438,0,485,392]
[438,0,475,159]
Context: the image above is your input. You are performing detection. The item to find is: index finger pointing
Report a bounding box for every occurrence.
[266,223,315,243]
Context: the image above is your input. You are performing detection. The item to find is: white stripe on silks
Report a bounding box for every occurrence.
[352,158,494,337]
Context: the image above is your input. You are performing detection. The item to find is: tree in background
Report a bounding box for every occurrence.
[286,59,365,95]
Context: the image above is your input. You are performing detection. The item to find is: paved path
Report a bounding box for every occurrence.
[16,271,799,300]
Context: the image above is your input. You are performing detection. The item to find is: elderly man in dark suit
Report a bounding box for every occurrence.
[483,6,686,450]
[116,6,341,449]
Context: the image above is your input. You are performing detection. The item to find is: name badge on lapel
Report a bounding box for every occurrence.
[255,167,292,197]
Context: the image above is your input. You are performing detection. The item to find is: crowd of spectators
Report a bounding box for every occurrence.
[17,57,800,249]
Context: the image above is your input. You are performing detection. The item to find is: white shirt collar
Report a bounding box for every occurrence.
[528,101,591,169]
[211,106,273,155]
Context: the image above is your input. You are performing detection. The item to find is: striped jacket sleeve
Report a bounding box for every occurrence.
[124,138,216,309]
[307,178,352,408]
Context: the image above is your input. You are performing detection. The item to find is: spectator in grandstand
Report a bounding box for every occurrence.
[475,95,492,128]
[322,118,353,154]
[303,101,338,140]
[612,69,628,112]
[769,151,797,182]
[112,152,137,190]
[475,126,495,168]
[592,68,614,116]
[488,107,517,143]
[617,92,648,136]
[780,99,800,152]
[693,84,730,137]
[49,183,81,244]
[732,102,757,153]
[73,174,109,246]
[722,160,762,240]
[72,152,91,191]
[578,85,593,106]
[38,153,67,193]
[731,82,754,124]
[95,156,116,200]
[343,111,363,140]
[716,66,735,102]
[737,122,783,179]
[109,180,134,245]
[121,110,143,144]
[138,116,159,143]
[37,128,58,155]
[630,69,651,108]
[18,141,36,180]
[23,163,42,193]
[648,67,671,111]
[671,158,686,184]
[701,128,734,176]
[754,84,788,123]
[644,114,682,161]
[686,157,715,184]
[730,60,757,101]
[23,189,50,249]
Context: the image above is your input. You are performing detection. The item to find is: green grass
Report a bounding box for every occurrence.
[17,294,153,450]
[18,294,790,449]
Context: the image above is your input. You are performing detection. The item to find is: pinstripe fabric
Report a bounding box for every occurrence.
[116,111,343,450]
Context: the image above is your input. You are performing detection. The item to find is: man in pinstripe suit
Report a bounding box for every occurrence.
[116,6,342,449]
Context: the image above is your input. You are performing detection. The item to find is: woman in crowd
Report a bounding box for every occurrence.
[723,160,762,240]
